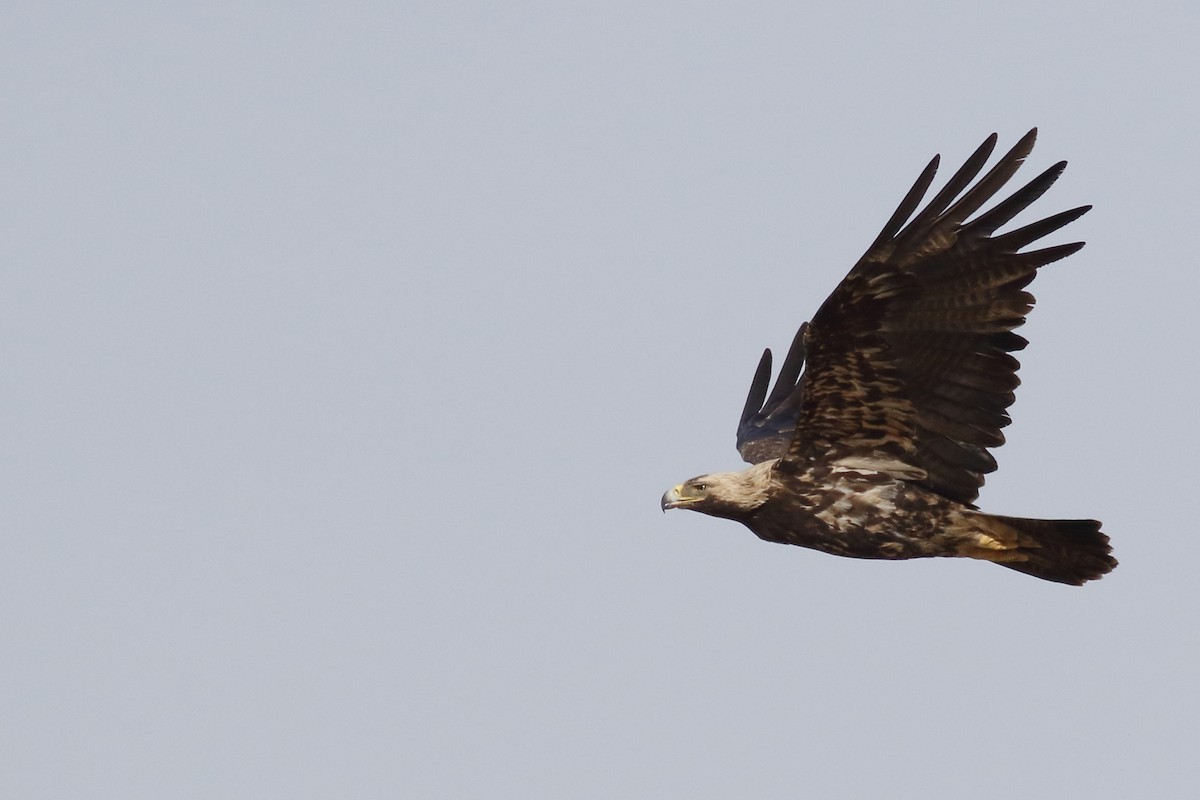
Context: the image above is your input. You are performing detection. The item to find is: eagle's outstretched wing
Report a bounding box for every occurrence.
[741,129,1089,505]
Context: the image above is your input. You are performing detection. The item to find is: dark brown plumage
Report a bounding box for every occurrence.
[662,130,1116,585]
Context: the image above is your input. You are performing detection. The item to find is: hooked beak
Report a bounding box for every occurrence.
[661,484,693,512]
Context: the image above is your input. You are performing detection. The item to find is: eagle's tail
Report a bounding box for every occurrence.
[986,515,1116,585]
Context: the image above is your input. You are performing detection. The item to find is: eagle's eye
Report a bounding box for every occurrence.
[696,483,708,492]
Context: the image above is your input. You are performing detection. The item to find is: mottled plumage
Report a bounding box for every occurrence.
[662,130,1116,585]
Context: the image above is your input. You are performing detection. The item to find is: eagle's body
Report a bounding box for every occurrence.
[662,130,1116,585]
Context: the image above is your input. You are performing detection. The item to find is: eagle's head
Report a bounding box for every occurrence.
[661,463,773,521]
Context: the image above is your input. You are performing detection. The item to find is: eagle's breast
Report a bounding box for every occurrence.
[753,463,951,559]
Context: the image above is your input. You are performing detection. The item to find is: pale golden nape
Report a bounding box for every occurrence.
[661,460,775,518]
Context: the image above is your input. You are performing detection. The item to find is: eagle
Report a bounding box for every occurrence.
[661,130,1116,585]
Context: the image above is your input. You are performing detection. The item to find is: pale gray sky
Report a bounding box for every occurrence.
[3,3,1197,798]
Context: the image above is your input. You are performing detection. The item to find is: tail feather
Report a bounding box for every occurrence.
[991,515,1116,585]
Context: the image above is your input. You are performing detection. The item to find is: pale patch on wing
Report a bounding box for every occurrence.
[833,454,927,481]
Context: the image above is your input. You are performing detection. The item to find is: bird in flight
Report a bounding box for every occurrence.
[661,130,1115,585]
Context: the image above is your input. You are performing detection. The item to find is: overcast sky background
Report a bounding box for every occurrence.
[3,3,1198,798]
